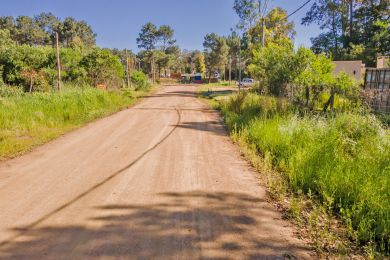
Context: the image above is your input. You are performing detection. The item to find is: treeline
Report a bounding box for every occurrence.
[0,14,129,92]
[198,6,296,83]
[199,0,363,112]
[0,13,95,47]
[303,0,389,66]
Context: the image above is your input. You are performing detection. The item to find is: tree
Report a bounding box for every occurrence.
[34,12,60,45]
[226,31,241,79]
[61,17,96,47]
[194,52,206,74]
[136,22,159,51]
[0,14,96,47]
[203,33,229,82]
[14,16,47,45]
[248,7,296,47]
[80,48,124,88]
[248,39,295,95]
[233,0,270,30]
[302,0,390,66]
[157,25,176,51]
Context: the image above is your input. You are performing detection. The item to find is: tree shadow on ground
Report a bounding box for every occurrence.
[0,191,308,259]
[145,90,198,99]
[174,120,227,136]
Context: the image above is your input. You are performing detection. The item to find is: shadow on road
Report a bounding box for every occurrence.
[174,120,227,136]
[0,191,307,259]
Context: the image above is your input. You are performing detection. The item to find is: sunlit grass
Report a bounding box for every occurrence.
[0,86,137,160]
[219,93,390,253]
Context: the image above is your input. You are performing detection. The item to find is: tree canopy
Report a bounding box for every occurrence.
[302,0,390,66]
[0,13,96,47]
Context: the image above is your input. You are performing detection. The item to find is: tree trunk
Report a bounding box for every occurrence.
[349,0,353,41]
[323,88,335,112]
[29,76,33,93]
[305,86,310,108]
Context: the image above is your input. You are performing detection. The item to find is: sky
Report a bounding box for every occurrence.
[0,0,321,51]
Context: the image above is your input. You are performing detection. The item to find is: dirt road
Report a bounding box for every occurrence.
[0,85,311,259]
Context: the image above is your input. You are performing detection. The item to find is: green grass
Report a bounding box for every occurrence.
[216,93,390,255]
[0,86,144,160]
[202,80,237,87]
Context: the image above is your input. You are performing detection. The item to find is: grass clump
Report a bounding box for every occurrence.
[219,93,390,255]
[0,86,137,160]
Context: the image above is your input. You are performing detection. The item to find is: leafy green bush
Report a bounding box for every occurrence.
[220,93,390,251]
[80,47,124,88]
[130,71,151,91]
[248,43,359,112]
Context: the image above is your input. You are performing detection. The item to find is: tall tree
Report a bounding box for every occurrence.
[233,0,270,30]
[203,33,229,82]
[194,51,206,75]
[248,7,296,47]
[136,22,159,51]
[302,0,389,65]
[157,25,176,51]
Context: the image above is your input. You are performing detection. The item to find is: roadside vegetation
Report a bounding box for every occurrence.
[0,86,136,160]
[200,0,389,257]
[214,93,389,256]
[0,14,153,160]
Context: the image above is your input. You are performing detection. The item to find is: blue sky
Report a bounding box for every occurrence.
[0,0,320,51]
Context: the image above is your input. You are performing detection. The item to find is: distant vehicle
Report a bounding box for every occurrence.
[238,78,255,88]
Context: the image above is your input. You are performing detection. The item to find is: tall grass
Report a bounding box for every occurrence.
[0,86,135,160]
[220,93,390,253]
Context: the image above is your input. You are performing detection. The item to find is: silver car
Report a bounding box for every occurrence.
[238,78,255,88]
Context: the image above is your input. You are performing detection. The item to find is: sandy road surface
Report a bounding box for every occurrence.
[0,85,311,259]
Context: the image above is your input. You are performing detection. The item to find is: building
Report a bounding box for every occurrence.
[364,68,390,112]
[377,56,389,69]
[332,60,365,81]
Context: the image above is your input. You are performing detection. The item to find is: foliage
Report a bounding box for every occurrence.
[194,52,206,74]
[203,33,229,82]
[136,22,159,51]
[219,93,390,253]
[249,42,358,110]
[136,22,179,77]
[130,71,150,91]
[302,0,390,66]
[0,87,135,160]
[248,7,296,47]
[233,0,270,30]
[0,13,96,47]
[80,48,124,88]
[248,40,295,95]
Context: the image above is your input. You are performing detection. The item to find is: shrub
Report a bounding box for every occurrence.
[220,93,390,251]
[130,71,151,91]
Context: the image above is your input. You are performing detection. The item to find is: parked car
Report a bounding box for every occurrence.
[238,78,255,88]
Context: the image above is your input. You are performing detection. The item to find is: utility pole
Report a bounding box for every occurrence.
[229,55,232,86]
[261,17,265,48]
[125,50,130,88]
[237,53,242,93]
[55,32,61,91]
[151,55,155,84]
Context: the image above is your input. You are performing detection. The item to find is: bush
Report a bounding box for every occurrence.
[220,93,390,251]
[131,71,151,91]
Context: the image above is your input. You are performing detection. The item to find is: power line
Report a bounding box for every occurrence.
[285,0,312,20]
